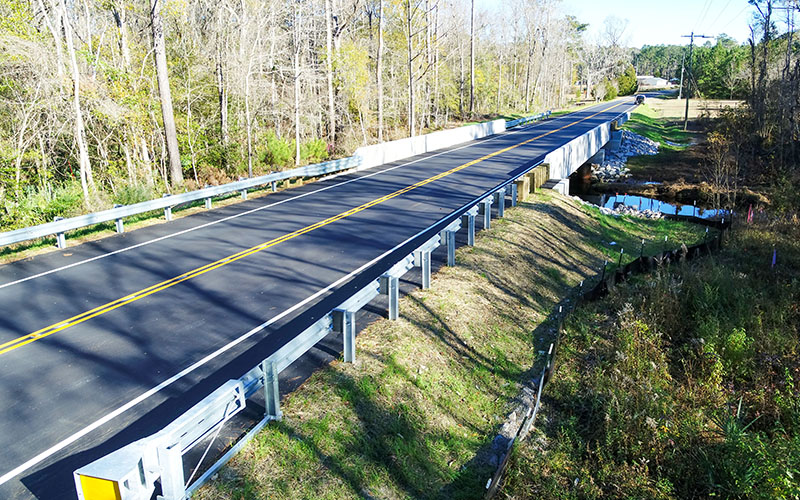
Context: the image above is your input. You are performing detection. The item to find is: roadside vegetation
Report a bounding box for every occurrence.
[502,218,800,499]
[195,193,707,500]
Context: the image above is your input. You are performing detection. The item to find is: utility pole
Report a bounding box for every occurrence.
[681,32,714,131]
[678,51,685,99]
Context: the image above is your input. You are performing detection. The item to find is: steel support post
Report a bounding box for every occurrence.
[480,199,493,229]
[380,275,399,320]
[461,213,476,246]
[204,197,212,209]
[157,443,185,500]
[53,217,66,249]
[241,189,248,200]
[333,309,356,362]
[414,249,432,289]
[441,229,456,266]
[164,206,172,222]
[510,183,518,207]
[271,181,277,192]
[494,188,506,217]
[262,359,281,420]
[115,218,124,233]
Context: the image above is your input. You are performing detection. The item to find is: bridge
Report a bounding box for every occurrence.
[0,98,635,499]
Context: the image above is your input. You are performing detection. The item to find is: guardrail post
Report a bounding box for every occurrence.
[262,359,281,420]
[271,181,277,192]
[413,249,432,289]
[380,275,399,320]
[494,188,506,218]
[510,183,518,207]
[440,229,456,266]
[462,211,476,246]
[333,309,356,362]
[241,189,248,200]
[162,194,173,221]
[157,442,185,500]
[479,198,493,229]
[204,197,212,209]
[112,204,125,233]
[53,217,67,249]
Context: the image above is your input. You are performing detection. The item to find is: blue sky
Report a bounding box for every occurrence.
[478,0,758,48]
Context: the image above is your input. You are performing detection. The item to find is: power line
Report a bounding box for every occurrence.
[721,4,751,31]
[709,0,736,29]
[695,0,714,31]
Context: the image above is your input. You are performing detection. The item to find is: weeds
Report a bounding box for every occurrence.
[504,220,800,499]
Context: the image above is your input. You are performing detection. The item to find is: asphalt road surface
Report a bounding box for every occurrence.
[0,99,636,499]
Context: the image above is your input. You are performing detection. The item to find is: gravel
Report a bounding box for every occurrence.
[592,130,659,182]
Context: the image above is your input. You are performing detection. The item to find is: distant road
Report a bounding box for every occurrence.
[0,98,636,499]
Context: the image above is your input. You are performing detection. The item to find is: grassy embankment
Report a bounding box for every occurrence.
[195,192,708,500]
[622,101,698,182]
[502,218,800,499]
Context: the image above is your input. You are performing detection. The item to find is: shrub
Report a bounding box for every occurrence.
[300,139,329,164]
[113,183,157,206]
[618,64,639,96]
[260,131,294,168]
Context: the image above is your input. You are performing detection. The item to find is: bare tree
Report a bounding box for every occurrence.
[62,0,95,200]
[150,0,183,186]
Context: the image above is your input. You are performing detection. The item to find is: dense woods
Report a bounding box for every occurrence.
[1,0,796,231]
[1,0,636,230]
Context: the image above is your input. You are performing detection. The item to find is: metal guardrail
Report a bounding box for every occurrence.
[505,111,551,129]
[73,160,545,500]
[3,112,554,251]
[0,157,362,250]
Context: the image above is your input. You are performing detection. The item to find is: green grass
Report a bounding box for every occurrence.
[0,180,294,263]
[624,103,694,149]
[195,193,710,500]
[576,202,708,272]
[620,103,706,182]
[503,219,800,499]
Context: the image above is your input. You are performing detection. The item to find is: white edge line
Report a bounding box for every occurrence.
[0,116,558,291]
[0,101,630,485]
[0,184,479,486]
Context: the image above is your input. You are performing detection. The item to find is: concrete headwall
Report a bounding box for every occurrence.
[353,119,507,170]
[543,122,612,180]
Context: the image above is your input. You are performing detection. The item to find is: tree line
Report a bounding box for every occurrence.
[634,35,750,100]
[0,0,639,230]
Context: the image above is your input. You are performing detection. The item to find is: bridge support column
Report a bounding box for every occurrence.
[380,275,399,320]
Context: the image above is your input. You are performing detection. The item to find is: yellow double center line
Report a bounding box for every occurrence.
[0,102,627,356]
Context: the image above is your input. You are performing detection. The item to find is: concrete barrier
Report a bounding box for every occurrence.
[543,121,612,180]
[353,119,507,170]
